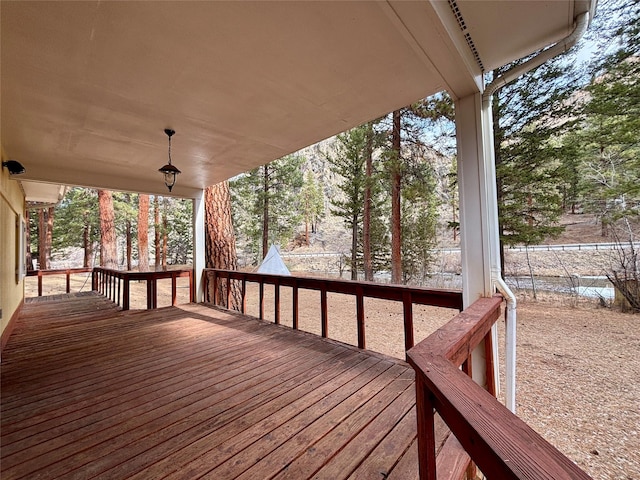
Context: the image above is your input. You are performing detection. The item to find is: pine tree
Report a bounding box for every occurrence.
[327,128,366,279]
[231,154,304,262]
[327,124,389,280]
[381,99,447,284]
[138,194,150,271]
[401,161,439,285]
[205,181,241,309]
[490,56,577,258]
[573,0,640,233]
[98,190,117,268]
[52,187,100,267]
[300,170,324,245]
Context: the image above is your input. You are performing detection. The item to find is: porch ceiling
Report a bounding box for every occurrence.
[1,1,591,199]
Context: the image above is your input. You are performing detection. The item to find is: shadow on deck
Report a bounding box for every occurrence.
[1,292,452,480]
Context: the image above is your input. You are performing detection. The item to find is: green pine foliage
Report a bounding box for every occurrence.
[163,196,193,264]
[568,0,640,232]
[51,187,100,261]
[44,187,192,268]
[401,164,439,285]
[230,154,304,263]
[492,56,577,247]
[327,123,391,278]
[300,170,325,237]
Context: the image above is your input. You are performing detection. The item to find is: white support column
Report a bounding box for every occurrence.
[192,189,206,303]
[455,92,500,389]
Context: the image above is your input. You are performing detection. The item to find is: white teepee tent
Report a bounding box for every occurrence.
[257,245,291,276]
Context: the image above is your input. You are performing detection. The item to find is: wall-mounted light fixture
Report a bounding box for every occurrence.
[2,160,26,175]
[158,128,181,192]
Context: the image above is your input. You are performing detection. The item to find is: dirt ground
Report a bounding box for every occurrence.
[24,275,639,479]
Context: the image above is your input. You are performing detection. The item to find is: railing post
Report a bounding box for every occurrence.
[403,291,414,351]
[92,269,97,291]
[203,270,210,303]
[38,271,43,297]
[356,285,365,349]
[274,279,280,325]
[320,286,328,338]
[123,276,130,311]
[146,279,153,309]
[213,271,219,306]
[66,269,71,293]
[415,374,437,480]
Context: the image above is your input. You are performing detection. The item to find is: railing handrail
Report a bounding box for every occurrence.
[205,268,463,310]
[27,267,93,276]
[407,296,592,480]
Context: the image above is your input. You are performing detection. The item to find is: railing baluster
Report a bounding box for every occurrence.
[403,291,414,351]
[226,273,231,308]
[259,281,264,320]
[484,330,496,396]
[356,285,365,349]
[189,270,194,303]
[66,269,71,293]
[172,273,178,306]
[462,355,472,377]
[38,271,43,296]
[241,279,247,314]
[274,279,280,325]
[213,271,219,306]
[292,281,299,330]
[321,286,328,338]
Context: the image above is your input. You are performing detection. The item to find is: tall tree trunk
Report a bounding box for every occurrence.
[363,122,374,282]
[154,196,161,269]
[351,213,358,281]
[262,165,269,259]
[126,220,132,270]
[138,194,150,272]
[391,109,403,284]
[98,190,118,268]
[38,209,47,269]
[162,198,168,269]
[205,182,242,310]
[25,209,34,271]
[492,86,506,274]
[83,224,92,268]
[46,207,54,265]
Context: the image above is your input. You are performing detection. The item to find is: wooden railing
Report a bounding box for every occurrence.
[92,267,194,310]
[407,296,593,480]
[26,267,93,296]
[203,269,463,351]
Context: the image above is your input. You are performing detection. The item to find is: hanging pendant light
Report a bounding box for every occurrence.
[158,128,181,192]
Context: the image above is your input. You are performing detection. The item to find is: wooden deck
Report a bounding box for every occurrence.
[1,292,451,480]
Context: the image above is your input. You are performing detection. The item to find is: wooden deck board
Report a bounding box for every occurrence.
[1,292,449,480]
